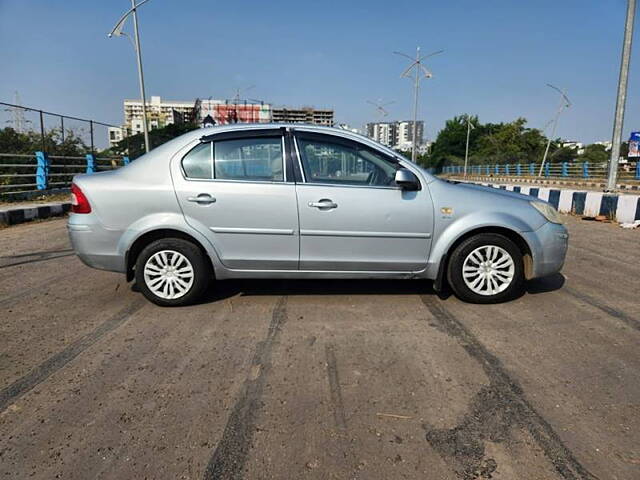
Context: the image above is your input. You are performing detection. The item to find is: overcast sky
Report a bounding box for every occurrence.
[1,0,638,145]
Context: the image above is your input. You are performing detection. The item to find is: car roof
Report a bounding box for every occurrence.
[185,123,404,158]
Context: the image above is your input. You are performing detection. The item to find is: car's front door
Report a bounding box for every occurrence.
[293,132,433,271]
[173,130,299,270]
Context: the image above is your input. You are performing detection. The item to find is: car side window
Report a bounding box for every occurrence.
[296,136,398,187]
[215,137,283,182]
[182,142,213,179]
[181,136,284,182]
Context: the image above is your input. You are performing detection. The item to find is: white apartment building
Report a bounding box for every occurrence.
[108,96,195,148]
[366,120,424,150]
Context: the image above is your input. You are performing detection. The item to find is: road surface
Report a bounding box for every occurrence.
[0,217,638,479]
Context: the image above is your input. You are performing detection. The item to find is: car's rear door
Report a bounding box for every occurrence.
[293,131,433,271]
[173,129,299,270]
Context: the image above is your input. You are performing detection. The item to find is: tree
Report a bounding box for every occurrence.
[580,144,609,165]
[473,118,548,165]
[0,127,89,156]
[112,122,199,159]
[429,115,481,168]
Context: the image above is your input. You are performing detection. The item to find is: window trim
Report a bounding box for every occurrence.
[181,133,288,184]
[292,132,404,190]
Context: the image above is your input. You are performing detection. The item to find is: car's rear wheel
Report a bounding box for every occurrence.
[447,233,524,304]
[135,238,211,306]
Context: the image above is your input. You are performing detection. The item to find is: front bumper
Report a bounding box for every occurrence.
[522,221,569,279]
[67,214,126,273]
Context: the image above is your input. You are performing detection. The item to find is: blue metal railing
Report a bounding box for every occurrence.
[440,161,640,182]
[0,152,130,198]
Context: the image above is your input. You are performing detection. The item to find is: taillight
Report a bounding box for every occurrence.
[71,183,91,214]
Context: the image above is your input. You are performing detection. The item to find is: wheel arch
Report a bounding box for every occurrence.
[434,225,534,292]
[125,228,214,282]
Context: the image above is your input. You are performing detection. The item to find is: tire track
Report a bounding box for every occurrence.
[203,296,288,480]
[0,248,73,260]
[420,296,596,480]
[0,271,75,307]
[562,286,640,332]
[0,252,74,270]
[0,299,145,412]
[325,343,347,430]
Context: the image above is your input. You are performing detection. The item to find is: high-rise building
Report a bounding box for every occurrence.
[271,107,334,127]
[108,96,196,148]
[366,120,424,150]
[366,122,397,147]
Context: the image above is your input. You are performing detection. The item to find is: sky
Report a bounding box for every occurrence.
[1,0,639,147]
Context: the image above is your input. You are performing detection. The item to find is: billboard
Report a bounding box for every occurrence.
[629,131,640,158]
[199,100,271,125]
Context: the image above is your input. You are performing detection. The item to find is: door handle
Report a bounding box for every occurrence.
[187,194,216,205]
[308,199,337,209]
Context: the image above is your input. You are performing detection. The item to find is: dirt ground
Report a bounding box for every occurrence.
[0,217,638,479]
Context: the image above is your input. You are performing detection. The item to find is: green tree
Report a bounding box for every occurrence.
[112,122,199,159]
[580,144,609,165]
[0,127,89,156]
[473,118,548,165]
[429,115,481,168]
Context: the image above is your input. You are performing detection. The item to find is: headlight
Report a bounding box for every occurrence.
[530,201,563,224]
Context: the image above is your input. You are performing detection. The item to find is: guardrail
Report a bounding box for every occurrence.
[441,161,640,183]
[0,152,130,198]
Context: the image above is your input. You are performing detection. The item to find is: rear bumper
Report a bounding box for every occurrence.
[522,221,568,279]
[67,214,125,273]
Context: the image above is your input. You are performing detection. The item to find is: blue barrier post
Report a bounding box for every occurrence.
[516,164,522,176]
[123,156,130,166]
[583,162,589,178]
[562,162,568,177]
[486,165,490,175]
[495,164,499,174]
[505,164,510,175]
[529,163,535,176]
[35,151,49,190]
[544,162,550,177]
[86,154,95,174]
[636,161,640,180]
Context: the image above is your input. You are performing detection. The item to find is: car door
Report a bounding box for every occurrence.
[173,129,299,270]
[293,131,433,271]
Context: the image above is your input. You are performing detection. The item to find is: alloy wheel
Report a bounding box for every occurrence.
[143,250,194,300]
[462,245,515,296]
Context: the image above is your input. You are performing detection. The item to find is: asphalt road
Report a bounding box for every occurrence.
[0,217,639,480]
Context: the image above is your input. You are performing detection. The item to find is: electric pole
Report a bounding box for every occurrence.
[606,0,636,191]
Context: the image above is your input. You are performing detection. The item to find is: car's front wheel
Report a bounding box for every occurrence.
[447,233,524,303]
[135,238,211,306]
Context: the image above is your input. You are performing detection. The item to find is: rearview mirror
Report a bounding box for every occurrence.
[395,168,420,191]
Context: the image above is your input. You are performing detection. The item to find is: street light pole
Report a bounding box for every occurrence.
[538,84,571,177]
[394,47,443,163]
[130,0,150,153]
[109,0,153,154]
[606,0,636,191]
[411,47,420,163]
[464,114,474,178]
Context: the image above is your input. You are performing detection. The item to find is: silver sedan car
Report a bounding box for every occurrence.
[68,124,568,306]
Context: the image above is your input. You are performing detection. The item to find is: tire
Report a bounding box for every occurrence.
[134,238,211,307]
[447,233,524,304]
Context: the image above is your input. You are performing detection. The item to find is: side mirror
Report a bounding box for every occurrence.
[395,168,420,191]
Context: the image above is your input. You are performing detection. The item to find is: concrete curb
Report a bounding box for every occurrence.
[466,181,640,223]
[0,202,71,226]
[449,175,640,190]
